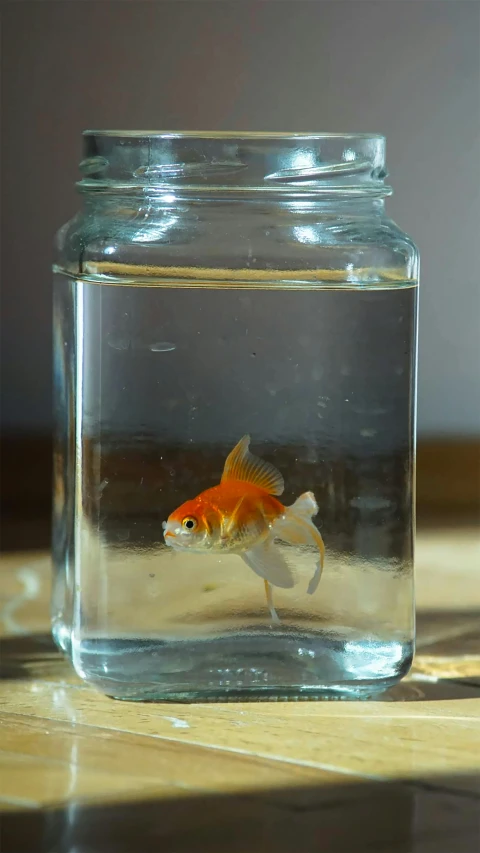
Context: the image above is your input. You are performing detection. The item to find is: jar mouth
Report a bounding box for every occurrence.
[78,131,391,197]
[83,130,385,141]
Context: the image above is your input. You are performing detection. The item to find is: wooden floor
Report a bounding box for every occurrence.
[0,526,479,852]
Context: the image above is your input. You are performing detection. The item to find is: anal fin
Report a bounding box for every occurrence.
[241,539,294,589]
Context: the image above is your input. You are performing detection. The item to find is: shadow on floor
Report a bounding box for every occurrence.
[2,773,479,853]
[0,634,62,680]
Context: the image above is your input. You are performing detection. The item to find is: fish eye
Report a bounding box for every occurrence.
[182,517,197,531]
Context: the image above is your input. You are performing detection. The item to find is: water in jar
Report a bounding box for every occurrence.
[52,273,416,700]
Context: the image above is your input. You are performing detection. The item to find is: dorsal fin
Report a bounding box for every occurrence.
[221,435,284,496]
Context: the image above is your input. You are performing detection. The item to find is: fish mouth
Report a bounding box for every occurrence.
[163,521,181,548]
[163,521,188,549]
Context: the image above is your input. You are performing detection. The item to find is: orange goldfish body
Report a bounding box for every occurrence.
[163,435,325,622]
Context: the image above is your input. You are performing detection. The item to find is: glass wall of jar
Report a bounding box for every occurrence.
[52,132,419,700]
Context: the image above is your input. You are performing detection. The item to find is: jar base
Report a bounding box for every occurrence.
[51,619,72,655]
[72,632,413,703]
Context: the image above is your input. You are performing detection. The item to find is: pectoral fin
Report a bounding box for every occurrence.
[264,579,280,624]
[221,498,268,550]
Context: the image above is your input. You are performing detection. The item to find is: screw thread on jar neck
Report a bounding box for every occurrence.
[77,131,392,200]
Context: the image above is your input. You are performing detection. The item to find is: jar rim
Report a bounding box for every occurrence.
[83,130,385,143]
[79,131,390,197]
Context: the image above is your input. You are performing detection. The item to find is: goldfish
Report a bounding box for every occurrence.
[163,435,325,622]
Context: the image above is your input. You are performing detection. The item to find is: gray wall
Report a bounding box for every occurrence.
[2,0,479,436]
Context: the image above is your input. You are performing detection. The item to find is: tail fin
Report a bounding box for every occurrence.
[273,491,325,595]
[289,491,318,520]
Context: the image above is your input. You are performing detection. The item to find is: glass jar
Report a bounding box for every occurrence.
[52,131,418,700]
